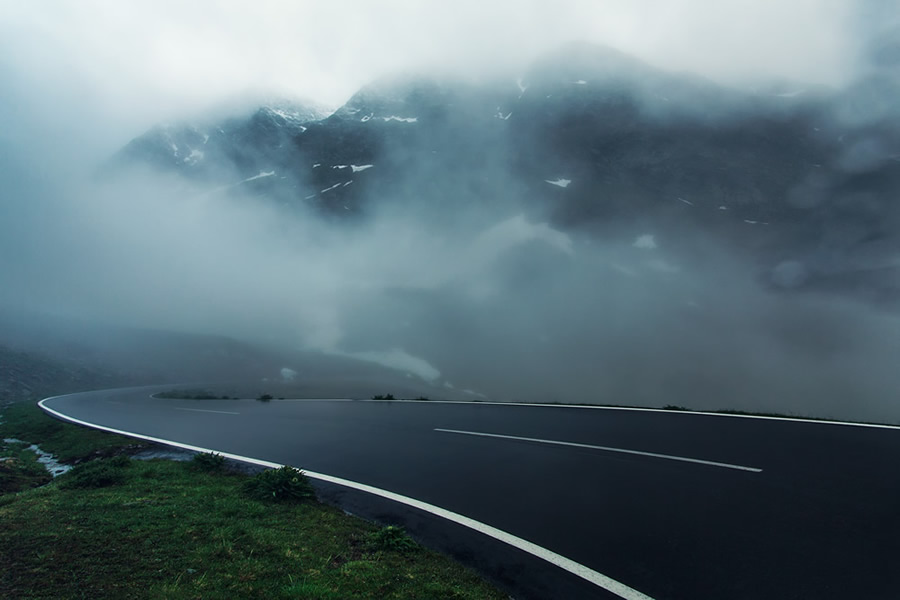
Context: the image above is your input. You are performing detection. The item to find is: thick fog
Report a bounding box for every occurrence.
[2,1,900,422]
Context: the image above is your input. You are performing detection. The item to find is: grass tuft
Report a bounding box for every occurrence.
[243,465,316,503]
[191,451,226,472]
[59,456,131,489]
[368,525,417,553]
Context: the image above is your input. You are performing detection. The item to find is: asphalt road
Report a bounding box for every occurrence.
[41,387,900,600]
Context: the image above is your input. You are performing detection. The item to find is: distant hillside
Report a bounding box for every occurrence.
[0,346,125,404]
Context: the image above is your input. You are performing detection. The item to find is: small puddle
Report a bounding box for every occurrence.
[3,438,72,477]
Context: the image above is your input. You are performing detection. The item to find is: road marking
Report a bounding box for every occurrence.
[357,398,900,430]
[435,428,762,473]
[38,395,654,600]
[174,407,240,415]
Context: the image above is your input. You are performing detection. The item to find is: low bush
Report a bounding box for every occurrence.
[372,394,395,400]
[368,525,416,553]
[60,457,131,489]
[243,465,315,503]
[256,394,273,402]
[191,451,225,472]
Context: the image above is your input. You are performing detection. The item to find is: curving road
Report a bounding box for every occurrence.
[41,387,900,600]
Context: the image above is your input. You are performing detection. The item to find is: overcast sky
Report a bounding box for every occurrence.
[2,0,891,150]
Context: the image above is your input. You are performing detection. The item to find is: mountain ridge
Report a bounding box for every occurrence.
[106,42,900,304]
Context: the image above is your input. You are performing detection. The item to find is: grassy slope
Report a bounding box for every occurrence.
[0,402,506,600]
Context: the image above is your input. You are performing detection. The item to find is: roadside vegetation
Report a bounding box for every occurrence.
[0,401,506,599]
[0,401,148,463]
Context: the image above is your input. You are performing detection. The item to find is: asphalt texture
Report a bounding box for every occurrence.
[42,387,900,600]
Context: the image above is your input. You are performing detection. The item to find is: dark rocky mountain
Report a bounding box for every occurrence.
[106,99,330,199]
[110,42,900,304]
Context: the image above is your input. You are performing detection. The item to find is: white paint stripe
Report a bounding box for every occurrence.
[435,428,762,473]
[38,395,653,600]
[143,390,900,430]
[175,407,240,415]
[357,399,900,431]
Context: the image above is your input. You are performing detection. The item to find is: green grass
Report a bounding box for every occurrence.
[0,402,506,600]
[0,402,148,463]
[0,458,504,599]
[0,438,53,494]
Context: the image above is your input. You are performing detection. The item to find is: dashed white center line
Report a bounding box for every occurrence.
[175,407,240,415]
[434,428,762,473]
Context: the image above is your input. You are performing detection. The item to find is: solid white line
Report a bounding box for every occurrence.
[435,428,763,473]
[358,399,900,431]
[174,407,240,415]
[38,395,653,600]
[143,389,900,430]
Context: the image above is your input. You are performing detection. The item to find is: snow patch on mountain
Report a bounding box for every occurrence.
[545,178,571,188]
[245,170,275,182]
[357,113,420,123]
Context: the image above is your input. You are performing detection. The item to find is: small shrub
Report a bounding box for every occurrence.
[368,525,416,553]
[257,394,273,402]
[61,459,130,489]
[108,455,132,468]
[414,396,430,401]
[372,394,395,400]
[243,466,315,503]
[192,452,225,471]
[663,405,690,411]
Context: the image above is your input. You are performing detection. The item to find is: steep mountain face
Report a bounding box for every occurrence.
[109,43,900,303]
[106,100,330,199]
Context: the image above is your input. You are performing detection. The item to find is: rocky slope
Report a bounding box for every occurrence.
[110,42,900,303]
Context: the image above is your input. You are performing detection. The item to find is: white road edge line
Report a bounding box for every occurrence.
[358,399,900,430]
[37,395,654,600]
[435,428,763,473]
[174,407,240,415]
[118,388,900,430]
